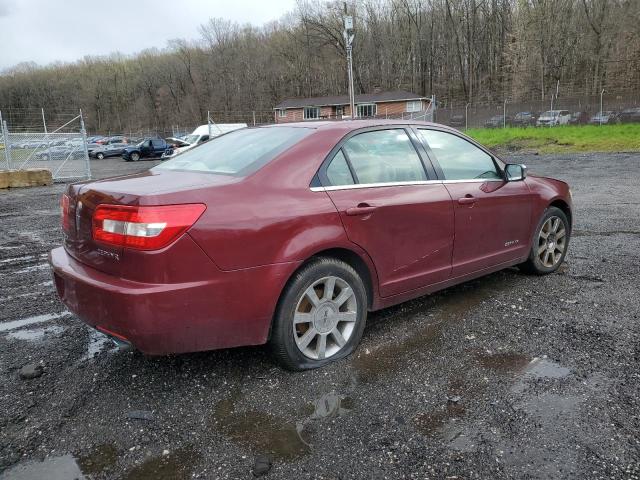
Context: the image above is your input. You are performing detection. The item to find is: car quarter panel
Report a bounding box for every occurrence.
[186,128,360,271]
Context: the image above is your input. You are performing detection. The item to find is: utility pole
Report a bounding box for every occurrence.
[465,103,470,130]
[343,3,355,119]
[503,99,507,128]
[600,88,605,126]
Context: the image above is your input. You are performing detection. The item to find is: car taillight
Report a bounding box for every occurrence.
[92,204,206,251]
[61,194,70,232]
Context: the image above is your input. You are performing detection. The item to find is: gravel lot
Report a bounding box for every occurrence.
[1,153,639,479]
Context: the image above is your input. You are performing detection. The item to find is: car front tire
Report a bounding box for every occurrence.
[519,206,570,275]
[130,152,140,162]
[270,257,368,371]
[96,152,104,160]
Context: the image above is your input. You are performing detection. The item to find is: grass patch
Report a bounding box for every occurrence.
[466,124,640,153]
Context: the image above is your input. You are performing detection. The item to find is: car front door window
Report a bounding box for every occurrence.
[417,129,501,181]
[417,128,532,276]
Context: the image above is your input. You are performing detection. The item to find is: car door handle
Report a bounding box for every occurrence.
[458,195,477,205]
[345,204,378,216]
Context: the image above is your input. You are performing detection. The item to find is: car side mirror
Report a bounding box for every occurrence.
[505,163,527,181]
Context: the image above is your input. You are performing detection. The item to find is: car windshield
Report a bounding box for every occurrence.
[540,111,557,118]
[183,134,199,144]
[154,127,312,176]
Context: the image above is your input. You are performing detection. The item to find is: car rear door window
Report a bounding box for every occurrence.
[342,129,427,184]
[325,150,355,186]
[418,129,501,181]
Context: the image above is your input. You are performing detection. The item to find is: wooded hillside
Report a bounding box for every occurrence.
[0,0,638,133]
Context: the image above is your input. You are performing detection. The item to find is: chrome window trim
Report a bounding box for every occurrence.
[309,178,504,192]
[311,180,438,192]
[441,178,504,184]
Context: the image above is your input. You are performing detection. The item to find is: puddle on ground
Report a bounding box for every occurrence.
[476,351,571,394]
[0,312,70,332]
[2,444,119,480]
[353,274,509,382]
[306,392,354,420]
[511,357,571,393]
[475,351,531,372]
[122,447,197,480]
[523,357,571,379]
[414,403,466,436]
[76,443,119,477]
[6,324,66,341]
[212,393,311,461]
[0,454,86,480]
[476,352,571,379]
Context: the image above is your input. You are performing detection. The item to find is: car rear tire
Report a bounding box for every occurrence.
[519,206,570,275]
[96,152,105,160]
[130,152,140,162]
[41,154,49,161]
[270,257,368,371]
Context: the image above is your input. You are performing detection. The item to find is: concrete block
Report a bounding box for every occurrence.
[8,169,53,188]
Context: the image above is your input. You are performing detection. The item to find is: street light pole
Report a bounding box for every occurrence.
[343,9,355,119]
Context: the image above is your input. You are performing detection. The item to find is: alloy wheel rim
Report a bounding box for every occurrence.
[293,275,358,360]
[537,216,566,268]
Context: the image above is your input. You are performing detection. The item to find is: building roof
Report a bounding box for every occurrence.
[274,90,428,109]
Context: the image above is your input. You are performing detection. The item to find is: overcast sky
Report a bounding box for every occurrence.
[0,0,298,70]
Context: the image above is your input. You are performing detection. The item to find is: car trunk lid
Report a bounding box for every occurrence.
[62,169,239,274]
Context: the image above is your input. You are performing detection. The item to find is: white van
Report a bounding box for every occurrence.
[163,123,247,159]
[536,110,571,127]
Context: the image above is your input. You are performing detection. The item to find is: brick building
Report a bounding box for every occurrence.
[273,90,430,123]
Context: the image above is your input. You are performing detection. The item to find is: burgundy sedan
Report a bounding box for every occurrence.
[50,121,572,370]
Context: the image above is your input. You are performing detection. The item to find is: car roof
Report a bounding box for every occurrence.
[257,119,459,135]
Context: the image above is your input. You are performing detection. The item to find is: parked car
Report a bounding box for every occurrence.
[448,115,465,128]
[616,107,640,123]
[484,115,511,128]
[162,124,247,159]
[34,145,83,161]
[50,120,572,370]
[90,142,129,159]
[536,110,571,126]
[122,138,168,161]
[589,111,617,125]
[568,111,589,125]
[510,112,537,127]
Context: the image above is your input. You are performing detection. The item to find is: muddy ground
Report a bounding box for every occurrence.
[0,153,639,479]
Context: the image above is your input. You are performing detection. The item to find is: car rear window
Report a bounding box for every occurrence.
[155,127,312,176]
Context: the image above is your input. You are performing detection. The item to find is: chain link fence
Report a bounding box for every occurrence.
[0,110,91,182]
[433,94,640,130]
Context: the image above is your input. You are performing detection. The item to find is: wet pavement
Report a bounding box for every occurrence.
[1,153,639,479]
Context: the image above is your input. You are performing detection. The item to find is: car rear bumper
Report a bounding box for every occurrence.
[49,246,297,355]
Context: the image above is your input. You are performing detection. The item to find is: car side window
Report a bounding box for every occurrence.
[418,129,501,181]
[326,150,355,186]
[342,129,426,184]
